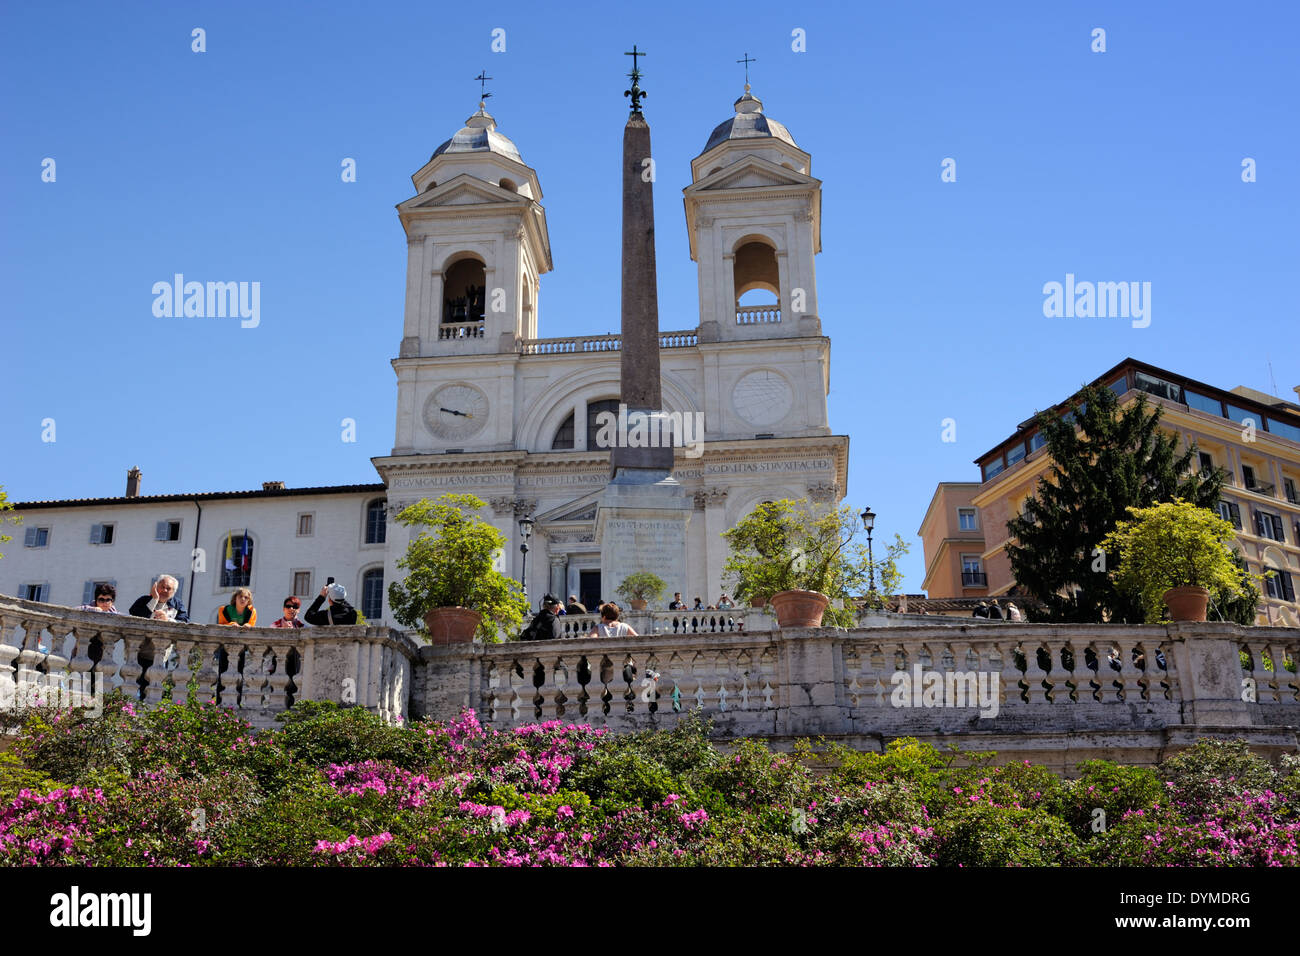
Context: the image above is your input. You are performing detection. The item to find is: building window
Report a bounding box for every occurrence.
[297,513,314,536]
[1285,477,1299,505]
[443,257,487,325]
[1225,404,1258,428]
[1005,442,1026,467]
[24,527,50,548]
[1254,510,1286,542]
[1029,432,1046,453]
[960,556,986,587]
[365,499,387,544]
[1198,451,1214,477]
[586,399,621,451]
[982,458,1005,482]
[1185,390,1223,417]
[220,533,254,588]
[362,568,384,620]
[155,520,181,542]
[81,579,117,605]
[21,583,50,602]
[1133,372,1182,403]
[552,413,575,450]
[1217,501,1242,530]
[1268,417,1300,444]
[89,523,115,545]
[957,508,978,531]
[293,570,312,597]
[1264,567,1296,602]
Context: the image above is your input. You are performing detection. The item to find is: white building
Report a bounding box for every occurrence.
[1,87,849,625]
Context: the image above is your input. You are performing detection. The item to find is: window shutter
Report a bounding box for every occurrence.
[1282,571,1295,603]
[155,521,169,541]
[82,581,94,605]
[25,527,37,547]
[1230,503,1241,529]
[90,524,103,544]
[1271,514,1285,541]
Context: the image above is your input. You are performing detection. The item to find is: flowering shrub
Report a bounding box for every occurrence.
[2,700,1296,866]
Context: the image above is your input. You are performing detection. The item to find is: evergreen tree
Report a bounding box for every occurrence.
[1005,383,1223,622]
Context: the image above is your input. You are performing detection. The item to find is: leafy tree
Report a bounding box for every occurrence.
[1005,384,1222,623]
[387,493,529,642]
[0,485,21,560]
[1210,550,1260,625]
[721,499,905,625]
[1101,499,1247,623]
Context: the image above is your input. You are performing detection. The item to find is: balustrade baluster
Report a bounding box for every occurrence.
[266,644,291,713]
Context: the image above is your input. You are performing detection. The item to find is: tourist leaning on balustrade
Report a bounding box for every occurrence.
[76,583,120,614]
[128,574,189,622]
[218,587,258,627]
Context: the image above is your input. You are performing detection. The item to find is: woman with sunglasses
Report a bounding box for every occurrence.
[272,596,305,628]
[76,583,120,614]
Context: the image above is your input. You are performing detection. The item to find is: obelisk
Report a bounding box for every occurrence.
[596,45,691,604]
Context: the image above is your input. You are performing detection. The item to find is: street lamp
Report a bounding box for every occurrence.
[518,514,535,599]
[860,507,876,594]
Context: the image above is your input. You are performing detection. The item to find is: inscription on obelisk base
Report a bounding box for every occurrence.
[596,46,691,604]
[597,472,691,603]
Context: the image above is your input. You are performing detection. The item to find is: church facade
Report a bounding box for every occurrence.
[1,88,849,623]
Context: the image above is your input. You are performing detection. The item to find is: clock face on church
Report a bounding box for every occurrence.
[423,384,489,440]
[732,370,794,426]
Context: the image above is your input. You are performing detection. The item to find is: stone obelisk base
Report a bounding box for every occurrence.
[596,468,691,605]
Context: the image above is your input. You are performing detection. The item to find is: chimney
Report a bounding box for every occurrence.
[126,467,142,498]
[262,481,286,491]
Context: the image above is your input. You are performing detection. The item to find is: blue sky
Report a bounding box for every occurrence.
[2,0,1297,592]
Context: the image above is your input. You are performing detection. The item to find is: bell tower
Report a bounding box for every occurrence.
[395,102,553,359]
[682,86,822,343]
[389,101,553,457]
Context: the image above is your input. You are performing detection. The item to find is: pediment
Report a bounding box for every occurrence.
[688,156,815,194]
[401,174,528,211]
[536,491,602,524]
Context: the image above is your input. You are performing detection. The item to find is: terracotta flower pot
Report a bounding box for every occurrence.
[423,606,482,644]
[769,589,830,627]
[1163,586,1210,622]
[630,598,647,610]
[749,595,769,608]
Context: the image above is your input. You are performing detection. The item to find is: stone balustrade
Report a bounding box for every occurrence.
[735,306,781,324]
[437,321,485,340]
[0,596,420,728]
[555,609,763,639]
[517,330,698,355]
[417,621,1300,770]
[5,594,1299,770]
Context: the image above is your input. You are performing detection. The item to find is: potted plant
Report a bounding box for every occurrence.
[722,500,906,627]
[1101,499,1250,623]
[616,571,667,611]
[387,493,529,643]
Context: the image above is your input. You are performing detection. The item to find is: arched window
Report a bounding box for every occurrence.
[443,257,487,324]
[551,399,623,451]
[586,399,621,451]
[733,239,779,306]
[220,533,253,588]
[361,568,385,620]
[552,413,575,449]
[365,499,387,544]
